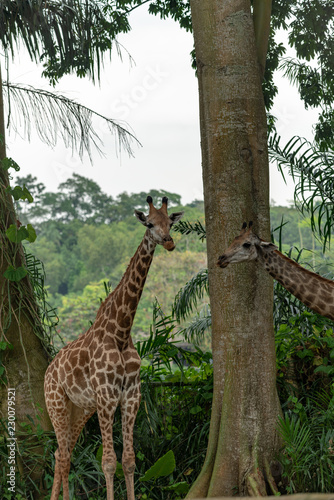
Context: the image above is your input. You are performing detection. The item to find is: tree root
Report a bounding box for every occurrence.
[246,460,280,497]
[265,459,281,495]
[247,469,267,497]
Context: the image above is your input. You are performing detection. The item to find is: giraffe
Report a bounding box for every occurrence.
[44,196,184,500]
[217,221,334,321]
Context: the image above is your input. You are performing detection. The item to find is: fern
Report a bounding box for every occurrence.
[172,269,209,323]
[24,249,60,353]
[180,305,211,344]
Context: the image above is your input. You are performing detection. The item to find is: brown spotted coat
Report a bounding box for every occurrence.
[44,196,183,500]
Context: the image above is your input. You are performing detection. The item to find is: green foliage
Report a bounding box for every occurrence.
[140,450,176,482]
[24,250,59,350]
[0,173,58,377]
[269,0,334,150]
[0,157,20,172]
[269,132,334,250]
[6,184,33,203]
[262,30,286,110]
[278,389,334,493]
[174,219,206,242]
[273,259,334,494]
[0,0,123,83]
[148,0,192,32]
[53,280,109,346]
[283,0,334,150]
[6,223,36,243]
[173,268,208,322]
[0,413,54,498]
[3,264,28,282]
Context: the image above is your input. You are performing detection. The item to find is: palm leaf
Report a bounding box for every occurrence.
[173,219,206,241]
[278,414,312,464]
[3,82,139,159]
[269,131,334,250]
[279,57,315,88]
[180,305,211,344]
[0,0,127,82]
[172,268,208,322]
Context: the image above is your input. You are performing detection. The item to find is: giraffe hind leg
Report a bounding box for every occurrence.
[49,448,62,500]
[68,403,96,454]
[52,403,95,499]
[97,400,118,500]
[49,417,72,500]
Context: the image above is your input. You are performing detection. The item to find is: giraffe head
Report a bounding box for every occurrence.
[135,196,184,251]
[217,222,277,268]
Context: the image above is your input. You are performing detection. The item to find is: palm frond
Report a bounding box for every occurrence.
[3,82,140,159]
[180,305,211,344]
[278,414,312,464]
[279,57,311,87]
[172,268,209,322]
[0,0,128,82]
[268,131,334,250]
[173,219,206,241]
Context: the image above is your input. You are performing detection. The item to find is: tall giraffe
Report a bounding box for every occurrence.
[44,196,183,500]
[217,222,334,321]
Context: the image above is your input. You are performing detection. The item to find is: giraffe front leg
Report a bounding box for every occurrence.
[121,386,141,500]
[101,450,117,500]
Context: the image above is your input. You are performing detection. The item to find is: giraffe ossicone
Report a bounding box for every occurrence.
[44,196,184,500]
[217,222,334,321]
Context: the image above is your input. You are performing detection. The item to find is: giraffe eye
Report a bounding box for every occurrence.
[146,222,154,229]
[243,242,251,248]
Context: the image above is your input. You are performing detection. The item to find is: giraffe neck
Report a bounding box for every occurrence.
[257,248,334,320]
[95,230,156,347]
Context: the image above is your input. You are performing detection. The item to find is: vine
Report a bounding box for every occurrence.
[0,158,59,385]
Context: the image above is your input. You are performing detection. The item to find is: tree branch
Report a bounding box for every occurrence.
[253,0,272,79]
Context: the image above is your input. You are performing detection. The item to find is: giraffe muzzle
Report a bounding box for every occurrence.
[163,238,175,251]
[217,255,229,268]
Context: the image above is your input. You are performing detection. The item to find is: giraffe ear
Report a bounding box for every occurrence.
[169,211,184,225]
[135,210,148,225]
[259,241,277,250]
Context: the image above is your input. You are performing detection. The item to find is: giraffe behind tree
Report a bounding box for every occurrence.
[44,196,184,500]
[217,222,334,321]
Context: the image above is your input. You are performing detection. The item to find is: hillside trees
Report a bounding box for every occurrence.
[16,176,207,343]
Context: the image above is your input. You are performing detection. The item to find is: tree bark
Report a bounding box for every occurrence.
[0,63,52,494]
[187,1,281,497]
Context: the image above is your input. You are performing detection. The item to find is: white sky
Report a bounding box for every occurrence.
[3,6,320,206]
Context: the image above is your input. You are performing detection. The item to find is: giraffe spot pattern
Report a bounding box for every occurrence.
[260,248,334,321]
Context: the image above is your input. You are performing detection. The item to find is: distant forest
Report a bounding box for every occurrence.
[16,173,334,347]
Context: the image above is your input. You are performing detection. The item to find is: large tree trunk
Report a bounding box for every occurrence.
[187,1,281,497]
[0,64,52,495]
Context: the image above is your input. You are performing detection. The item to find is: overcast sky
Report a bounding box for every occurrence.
[3,6,320,206]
